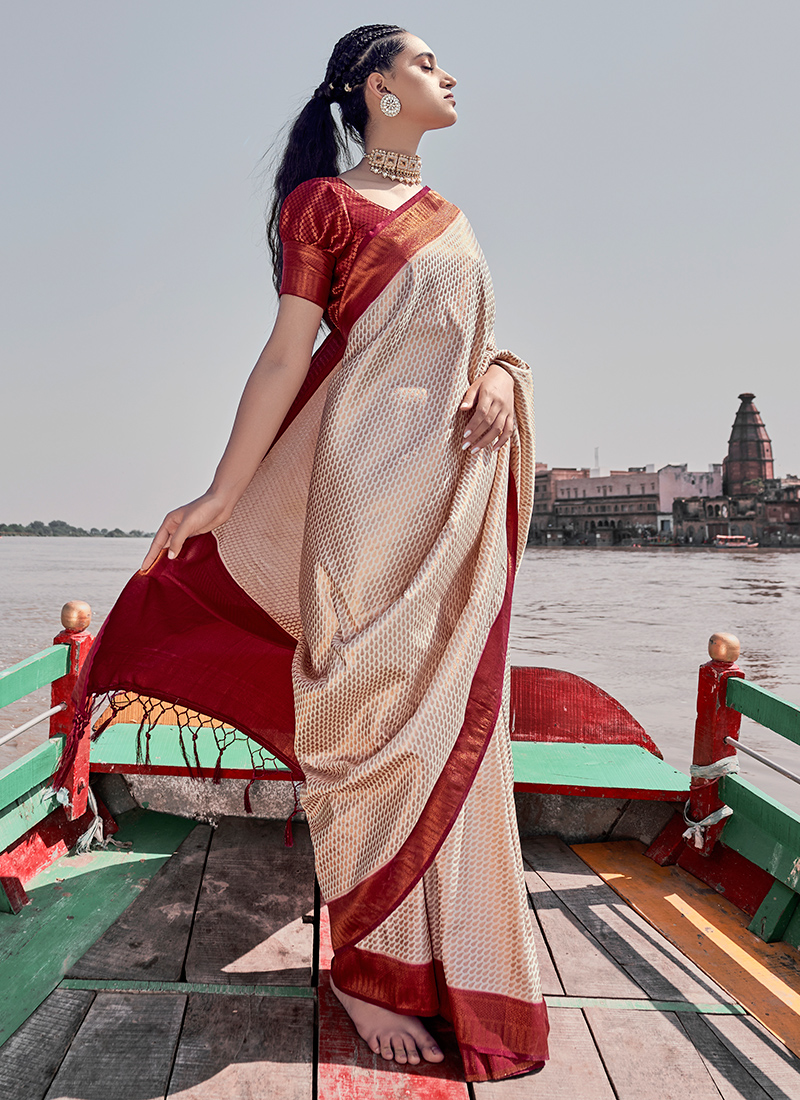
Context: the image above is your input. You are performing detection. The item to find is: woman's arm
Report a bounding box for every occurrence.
[141,294,324,570]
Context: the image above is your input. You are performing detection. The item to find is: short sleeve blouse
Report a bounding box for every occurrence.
[279,179,352,309]
[279,177,416,329]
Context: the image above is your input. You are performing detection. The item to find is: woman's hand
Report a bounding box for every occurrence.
[459,362,515,453]
[141,491,235,572]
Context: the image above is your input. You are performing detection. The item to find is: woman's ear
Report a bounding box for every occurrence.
[364,71,386,100]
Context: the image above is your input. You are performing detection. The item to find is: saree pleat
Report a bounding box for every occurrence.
[51,180,547,1081]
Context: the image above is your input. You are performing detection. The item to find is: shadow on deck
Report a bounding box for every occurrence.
[1,809,799,1100]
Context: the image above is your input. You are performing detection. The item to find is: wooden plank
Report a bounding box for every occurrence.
[473,1006,615,1099]
[90,722,291,778]
[524,867,643,997]
[317,970,469,1098]
[0,646,69,709]
[544,996,745,1014]
[43,991,186,1100]
[0,987,94,1099]
[524,836,735,1004]
[690,1011,800,1100]
[720,774,800,890]
[527,905,564,996]
[62,977,315,997]
[0,738,63,812]
[67,823,213,981]
[185,817,315,986]
[584,1007,722,1100]
[574,838,800,1058]
[511,741,690,798]
[166,993,313,1099]
[0,808,196,1047]
[726,677,800,747]
[678,1013,776,1100]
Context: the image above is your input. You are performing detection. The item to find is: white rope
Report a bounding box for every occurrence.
[690,756,740,780]
[73,786,106,854]
[682,802,733,848]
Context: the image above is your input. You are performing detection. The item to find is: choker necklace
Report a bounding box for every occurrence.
[366,148,422,185]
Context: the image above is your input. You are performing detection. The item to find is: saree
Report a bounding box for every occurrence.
[53,177,549,1081]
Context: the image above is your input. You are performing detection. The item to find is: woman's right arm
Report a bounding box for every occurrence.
[141,293,324,570]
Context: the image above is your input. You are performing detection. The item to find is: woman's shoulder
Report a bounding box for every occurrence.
[279,177,351,251]
[283,176,348,209]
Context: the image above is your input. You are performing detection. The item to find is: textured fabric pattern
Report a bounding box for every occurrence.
[293,211,527,902]
[224,178,545,1079]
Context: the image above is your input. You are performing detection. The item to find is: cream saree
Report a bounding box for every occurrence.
[53,183,548,1080]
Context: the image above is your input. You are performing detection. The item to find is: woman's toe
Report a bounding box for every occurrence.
[422,1040,444,1063]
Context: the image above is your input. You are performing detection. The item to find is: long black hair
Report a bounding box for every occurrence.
[266,24,408,293]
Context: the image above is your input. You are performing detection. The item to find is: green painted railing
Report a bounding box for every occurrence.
[725,677,800,747]
[0,646,70,709]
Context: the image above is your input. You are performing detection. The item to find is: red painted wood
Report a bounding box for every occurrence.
[647,813,773,917]
[688,659,744,857]
[0,794,117,887]
[510,667,660,755]
[677,841,774,918]
[0,875,30,914]
[646,811,687,866]
[50,627,95,820]
[514,782,687,801]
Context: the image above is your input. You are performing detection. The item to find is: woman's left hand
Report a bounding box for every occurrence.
[459,363,515,453]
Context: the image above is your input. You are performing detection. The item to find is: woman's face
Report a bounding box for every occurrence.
[378,34,457,130]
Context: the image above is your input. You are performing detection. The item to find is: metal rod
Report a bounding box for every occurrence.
[724,736,800,786]
[0,703,67,748]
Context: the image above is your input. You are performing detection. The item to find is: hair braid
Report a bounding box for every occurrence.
[267,24,407,295]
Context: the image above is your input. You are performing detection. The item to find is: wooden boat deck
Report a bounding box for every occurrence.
[2,811,800,1100]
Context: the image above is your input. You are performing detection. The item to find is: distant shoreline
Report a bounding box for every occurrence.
[1,521,154,539]
[0,532,154,538]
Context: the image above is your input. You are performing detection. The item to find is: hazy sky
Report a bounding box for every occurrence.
[2,0,798,529]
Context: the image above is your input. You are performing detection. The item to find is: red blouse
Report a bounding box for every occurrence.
[279,177,430,331]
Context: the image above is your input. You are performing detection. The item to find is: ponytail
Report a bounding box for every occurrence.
[266,24,407,293]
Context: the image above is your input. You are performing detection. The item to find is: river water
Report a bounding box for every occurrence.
[1,537,798,808]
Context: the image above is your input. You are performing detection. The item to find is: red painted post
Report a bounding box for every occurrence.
[686,632,744,857]
[50,600,94,820]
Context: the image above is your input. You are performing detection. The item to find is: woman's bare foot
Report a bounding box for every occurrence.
[329,975,445,1066]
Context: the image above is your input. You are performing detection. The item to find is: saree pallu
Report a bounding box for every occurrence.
[52,186,549,1081]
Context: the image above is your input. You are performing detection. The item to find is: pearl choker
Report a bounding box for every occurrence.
[366,148,422,185]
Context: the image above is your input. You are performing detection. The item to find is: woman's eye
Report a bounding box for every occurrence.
[421,65,433,71]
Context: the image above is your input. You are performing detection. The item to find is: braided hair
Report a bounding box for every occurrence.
[267,24,408,294]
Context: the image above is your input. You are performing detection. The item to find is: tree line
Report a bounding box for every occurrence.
[0,519,154,538]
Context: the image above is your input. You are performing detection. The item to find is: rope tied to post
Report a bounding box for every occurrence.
[682,801,733,848]
[689,756,740,781]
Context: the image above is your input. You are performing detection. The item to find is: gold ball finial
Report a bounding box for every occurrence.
[61,600,92,632]
[708,632,740,664]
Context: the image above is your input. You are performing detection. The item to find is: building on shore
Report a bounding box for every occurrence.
[673,394,800,546]
[530,463,721,545]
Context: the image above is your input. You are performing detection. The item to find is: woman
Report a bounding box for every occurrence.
[53,23,549,1082]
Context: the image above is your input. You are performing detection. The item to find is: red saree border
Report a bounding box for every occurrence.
[330,947,549,1083]
[338,193,461,340]
[327,479,519,951]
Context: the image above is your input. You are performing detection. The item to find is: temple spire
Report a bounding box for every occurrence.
[723,392,774,497]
